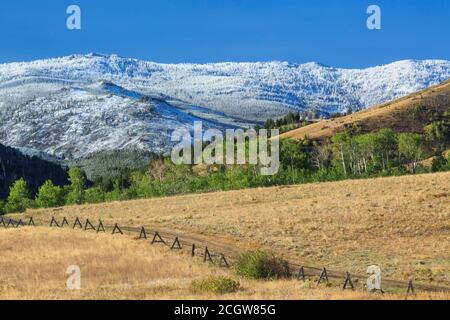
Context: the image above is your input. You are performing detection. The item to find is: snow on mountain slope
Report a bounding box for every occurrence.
[0,80,249,158]
[0,54,449,159]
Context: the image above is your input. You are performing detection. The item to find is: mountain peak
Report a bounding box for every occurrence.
[0,55,449,158]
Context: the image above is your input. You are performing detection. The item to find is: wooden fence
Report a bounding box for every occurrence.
[1,215,448,295]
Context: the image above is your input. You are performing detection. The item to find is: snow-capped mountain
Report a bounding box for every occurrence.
[0,53,449,159]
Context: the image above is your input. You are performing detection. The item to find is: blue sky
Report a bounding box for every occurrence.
[0,0,449,67]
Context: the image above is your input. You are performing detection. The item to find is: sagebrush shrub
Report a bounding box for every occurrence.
[234,251,291,279]
[191,276,240,294]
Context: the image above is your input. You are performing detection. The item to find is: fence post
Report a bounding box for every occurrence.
[171,237,182,250]
[112,223,123,235]
[84,219,96,231]
[0,217,5,227]
[6,219,14,228]
[204,247,213,263]
[298,266,306,281]
[50,216,60,228]
[192,244,196,257]
[406,280,415,295]
[15,219,24,228]
[219,254,229,268]
[96,220,106,233]
[317,268,329,285]
[151,232,167,245]
[28,217,35,226]
[343,272,355,290]
[61,217,69,227]
[73,217,83,229]
[139,227,147,240]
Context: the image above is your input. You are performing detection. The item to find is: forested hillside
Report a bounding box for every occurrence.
[64,148,155,181]
[0,143,68,200]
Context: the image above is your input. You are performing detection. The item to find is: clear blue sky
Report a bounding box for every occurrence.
[0,0,449,67]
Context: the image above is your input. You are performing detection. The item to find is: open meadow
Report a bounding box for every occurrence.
[5,171,449,293]
[0,227,448,300]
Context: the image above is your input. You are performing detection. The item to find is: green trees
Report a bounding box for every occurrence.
[424,118,450,151]
[329,129,402,176]
[262,112,309,133]
[83,187,105,204]
[35,180,64,208]
[373,128,397,171]
[432,153,450,172]
[5,178,31,213]
[65,168,87,205]
[330,132,350,175]
[0,120,447,214]
[398,133,425,173]
[353,133,375,174]
[279,139,310,170]
[0,142,68,202]
[311,143,331,171]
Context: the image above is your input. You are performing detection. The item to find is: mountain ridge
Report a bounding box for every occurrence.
[0,54,449,159]
[278,79,450,141]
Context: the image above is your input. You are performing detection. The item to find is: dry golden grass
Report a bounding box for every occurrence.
[278,79,450,141]
[13,172,450,290]
[0,227,221,299]
[0,228,448,300]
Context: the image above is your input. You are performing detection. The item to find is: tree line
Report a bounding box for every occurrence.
[1,122,449,215]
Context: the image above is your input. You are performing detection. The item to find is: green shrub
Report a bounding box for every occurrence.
[191,276,240,294]
[234,251,291,279]
[0,200,4,215]
[432,155,450,172]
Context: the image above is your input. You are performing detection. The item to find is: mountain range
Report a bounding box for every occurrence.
[0,53,449,159]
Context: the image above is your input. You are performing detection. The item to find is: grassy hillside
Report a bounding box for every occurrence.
[1,227,448,300]
[12,172,450,289]
[278,79,450,141]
